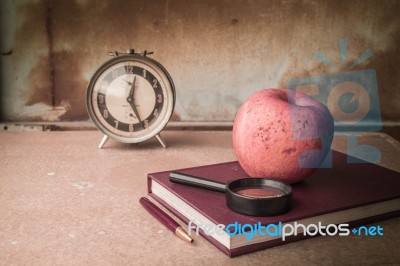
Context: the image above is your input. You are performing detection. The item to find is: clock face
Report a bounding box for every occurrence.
[86,55,175,143]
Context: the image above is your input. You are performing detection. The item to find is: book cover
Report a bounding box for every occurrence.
[147,150,400,257]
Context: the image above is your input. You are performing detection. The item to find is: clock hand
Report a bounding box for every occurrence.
[126,76,142,122]
[128,76,135,97]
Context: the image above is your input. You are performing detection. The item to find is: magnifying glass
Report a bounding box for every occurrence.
[169,172,293,216]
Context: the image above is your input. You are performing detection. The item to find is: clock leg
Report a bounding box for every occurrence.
[155,133,167,149]
[98,135,109,149]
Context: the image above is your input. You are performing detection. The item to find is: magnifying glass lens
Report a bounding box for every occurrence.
[232,186,285,198]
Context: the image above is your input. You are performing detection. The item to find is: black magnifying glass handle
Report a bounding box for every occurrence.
[169,172,226,193]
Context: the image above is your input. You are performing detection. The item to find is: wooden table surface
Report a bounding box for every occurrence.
[0,131,399,265]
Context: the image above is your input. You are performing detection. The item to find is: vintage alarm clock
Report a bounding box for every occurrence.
[86,49,175,149]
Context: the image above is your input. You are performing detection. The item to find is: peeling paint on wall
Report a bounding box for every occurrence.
[1,0,399,122]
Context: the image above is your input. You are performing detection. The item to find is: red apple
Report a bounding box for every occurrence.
[232,88,334,184]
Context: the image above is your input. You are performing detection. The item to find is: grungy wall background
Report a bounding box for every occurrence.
[1,0,399,123]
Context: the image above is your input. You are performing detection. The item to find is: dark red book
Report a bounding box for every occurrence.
[147,150,400,257]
